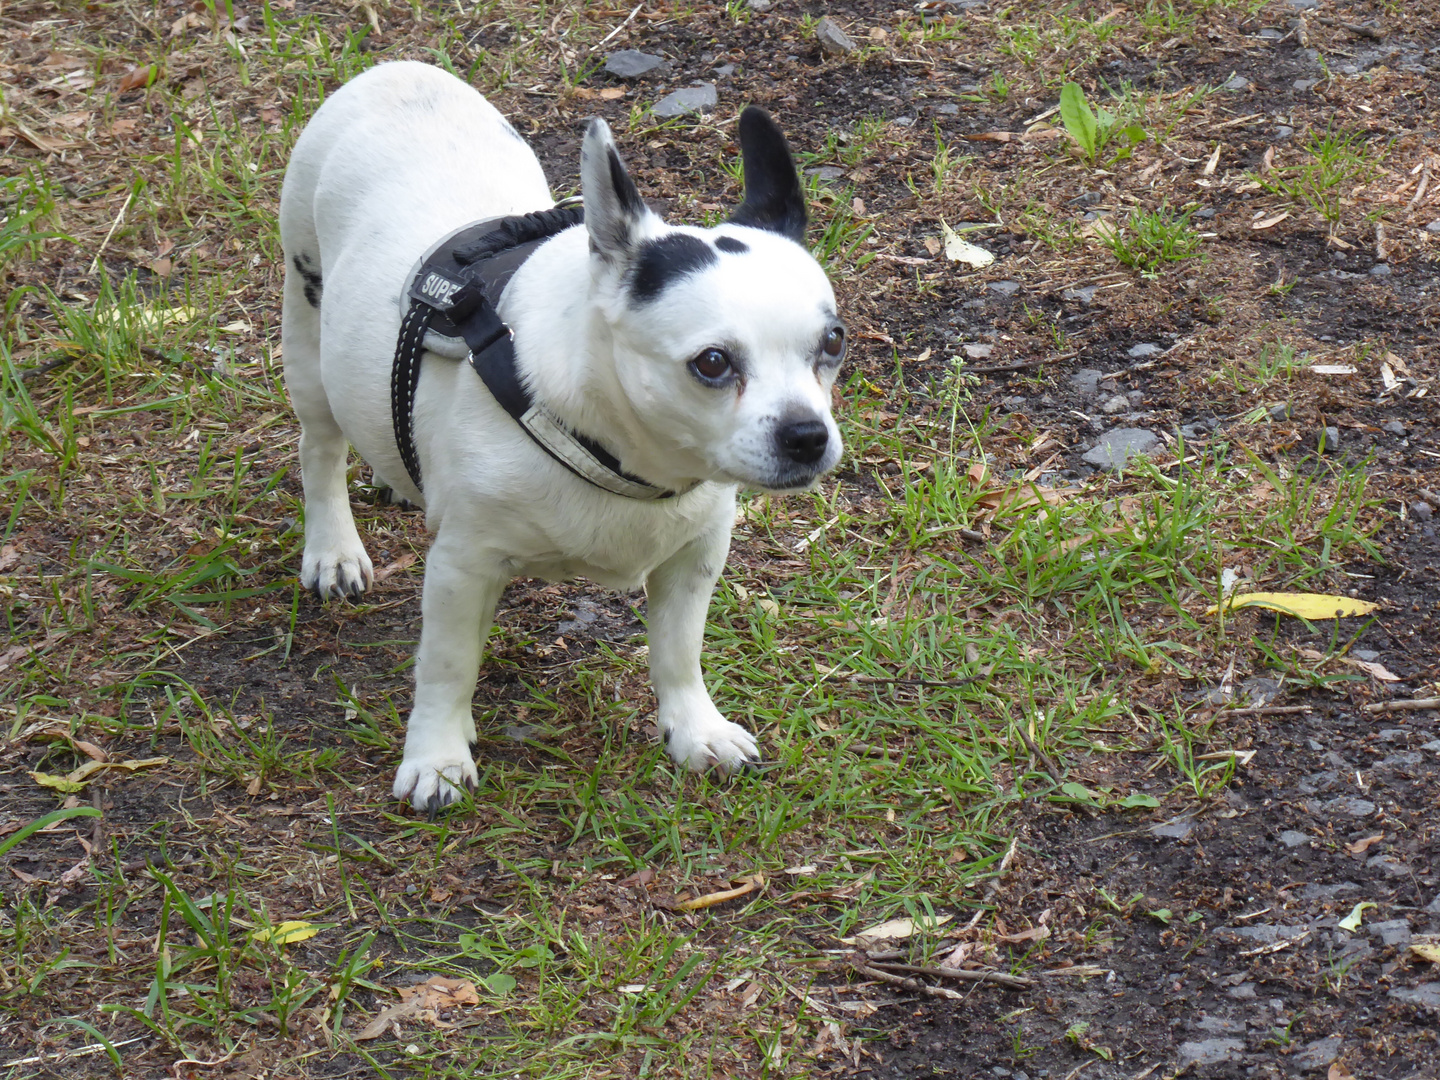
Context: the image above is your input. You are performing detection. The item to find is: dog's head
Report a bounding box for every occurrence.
[580,108,844,493]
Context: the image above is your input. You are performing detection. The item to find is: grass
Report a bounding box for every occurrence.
[0,0,1417,1075]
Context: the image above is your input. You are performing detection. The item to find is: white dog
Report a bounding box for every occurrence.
[279,62,845,813]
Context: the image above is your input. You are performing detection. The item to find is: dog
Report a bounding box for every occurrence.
[279,61,845,813]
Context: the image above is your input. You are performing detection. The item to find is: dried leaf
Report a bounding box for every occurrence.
[72,740,107,762]
[373,552,417,582]
[839,914,953,946]
[30,771,86,794]
[1337,901,1375,932]
[118,63,159,92]
[1408,935,1440,963]
[252,920,322,945]
[398,975,480,1008]
[0,544,20,572]
[1251,210,1290,230]
[1203,144,1221,176]
[1345,833,1384,855]
[1328,1063,1354,1080]
[1205,592,1379,618]
[355,997,423,1041]
[1345,657,1400,681]
[939,219,995,269]
[1308,364,1357,375]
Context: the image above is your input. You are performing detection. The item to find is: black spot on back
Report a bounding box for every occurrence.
[628,233,718,303]
[714,235,750,254]
[292,253,323,309]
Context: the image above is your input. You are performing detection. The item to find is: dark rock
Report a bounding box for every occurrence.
[605,49,665,78]
[1102,394,1129,414]
[1423,740,1440,755]
[1239,676,1282,705]
[1294,77,1321,90]
[936,103,959,115]
[1227,982,1257,999]
[1412,501,1434,522]
[1287,0,1319,9]
[1294,1037,1342,1071]
[653,83,717,117]
[1222,75,1250,91]
[1070,368,1103,395]
[1388,983,1440,1009]
[805,165,847,181]
[1128,342,1162,358]
[1371,919,1411,946]
[1383,420,1407,436]
[815,16,858,55]
[1068,191,1102,207]
[1150,816,1196,840]
[1269,402,1293,420]
[1368,855,1409,879]
[1275,125,1295,140]
[1082,428,1161,470]
[1228,924,1308,944]
[1380,752,1423,769]
[1280,830,1311,848]
[988,280,1021,297]
[1061,285,1098,305]
[1317,426,1341,452]
[1194,1015,1245,1034]
[1259,27,1284,40]
[1195,207,1216,219]
[1177,1039,1244,1067]
[1370,262,1392,278]
[1427,220,1440,234]
[1298,881,1359,901]
[713,63,736,78]
[1320,795,1376,817]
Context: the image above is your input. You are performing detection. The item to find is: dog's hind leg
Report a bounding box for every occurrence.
[393,526,505,812]
[646,515,759,775]
[281,249,375,599]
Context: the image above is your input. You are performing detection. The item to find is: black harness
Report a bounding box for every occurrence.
[390,200,683,501]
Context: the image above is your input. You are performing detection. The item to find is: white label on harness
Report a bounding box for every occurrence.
[420,272,463,306]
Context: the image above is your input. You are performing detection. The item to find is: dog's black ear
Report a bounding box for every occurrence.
[581,117,654,262]
[728,106,807,244]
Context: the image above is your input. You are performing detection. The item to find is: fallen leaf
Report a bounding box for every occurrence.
[998,925,1050,944]
[1328,1062,1354,1080]
[1251,210,1290,230]
[1408,935,1440,963]
[72,740,107,762]
[30,771,86,794]
[252,920,322,945]
[1337,901,1376,932]
[1380,362,1399,392]
[1205,592,1379,618]
[398,975,480,1009]
[1202,144,1221,176]
[0,544,21,572]
[839,914,953,946]
[1308,364,1357,375]
[118,63,159,92]
[600,87,625,99]
[1345,833,1384,856]
[677,873,764,912]
[355,997,423,1041]
[1345,657,1400,681]
[940,219,995,269]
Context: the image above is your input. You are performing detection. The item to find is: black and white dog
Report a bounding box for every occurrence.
[279,62,845,812]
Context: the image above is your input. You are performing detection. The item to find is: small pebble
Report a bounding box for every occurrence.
[1412,501,1434,522]
[1269,402,1293,420]
[815,16,858,55]
[1383,420,1407,436]
[1280,830,1311,848]
[1426,220,1440,234]
[1128,342,1162,359]
[1274,125,1294,140]
[988,280,1021,298]
[1370,262,1392,278]
[1317,425,1341,452]
[1102,394,1130,414]
[1222,75,1250,92]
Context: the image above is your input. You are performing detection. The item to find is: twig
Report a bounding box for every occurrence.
[2,1037,148,1069]
[851,961,964,1000]
[1015,726,1061,782]
[677,873,764,911]
[1361,697,1440,714]
[15,355,80,383]
[964,350,1081,376]
[847,675,981,689]
[591,1,643,50]
[88,189,135,275]
[1218,704,1313,716]
[867,960,1035,991]
[1315,16,1386,38]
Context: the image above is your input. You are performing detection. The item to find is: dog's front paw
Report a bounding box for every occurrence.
[393,747,478,815]
[662,706,759,776]
[301,538,374,600]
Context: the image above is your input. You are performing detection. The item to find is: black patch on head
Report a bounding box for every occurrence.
[607,147,645,218]
[292,253,323,308]
[628,234,718,303]
[728,106,807,245]
[714,235,750,254]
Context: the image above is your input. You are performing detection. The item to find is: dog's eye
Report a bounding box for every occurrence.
[689,348,733,384]
[822,327,845,359]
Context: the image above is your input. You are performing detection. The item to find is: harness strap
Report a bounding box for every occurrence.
[389,201,691,502]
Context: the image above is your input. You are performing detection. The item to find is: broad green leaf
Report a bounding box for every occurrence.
[484,972,518,995]
[1060,782,1102,803]
[1149,908,1173,924]
[1206,592,1380,618]
[1059,83,1097,156]
[1120,793,1161,809]
[30,771,86,793]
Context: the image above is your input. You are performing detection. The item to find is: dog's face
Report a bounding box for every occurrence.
[581,109,845,492]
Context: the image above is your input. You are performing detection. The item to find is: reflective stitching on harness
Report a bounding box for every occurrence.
[390,203,699,503]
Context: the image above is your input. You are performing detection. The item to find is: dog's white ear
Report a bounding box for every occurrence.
[728,106,807,245]
[581,117,654,262]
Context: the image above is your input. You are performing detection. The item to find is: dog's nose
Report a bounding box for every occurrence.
[777,418,829,465]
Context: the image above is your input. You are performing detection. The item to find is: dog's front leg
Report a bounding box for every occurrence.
[646,522,758,774]
[393,529,507,813]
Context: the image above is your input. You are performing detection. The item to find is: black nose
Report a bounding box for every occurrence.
[777,418,829,465]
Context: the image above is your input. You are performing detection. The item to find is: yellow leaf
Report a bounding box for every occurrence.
[1409,935,1440,963]
[1337,901,1375,932]
[31,771,87,793]
[839,914,953,946]
[1205,592,1379,618]
[253,920,321,945]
